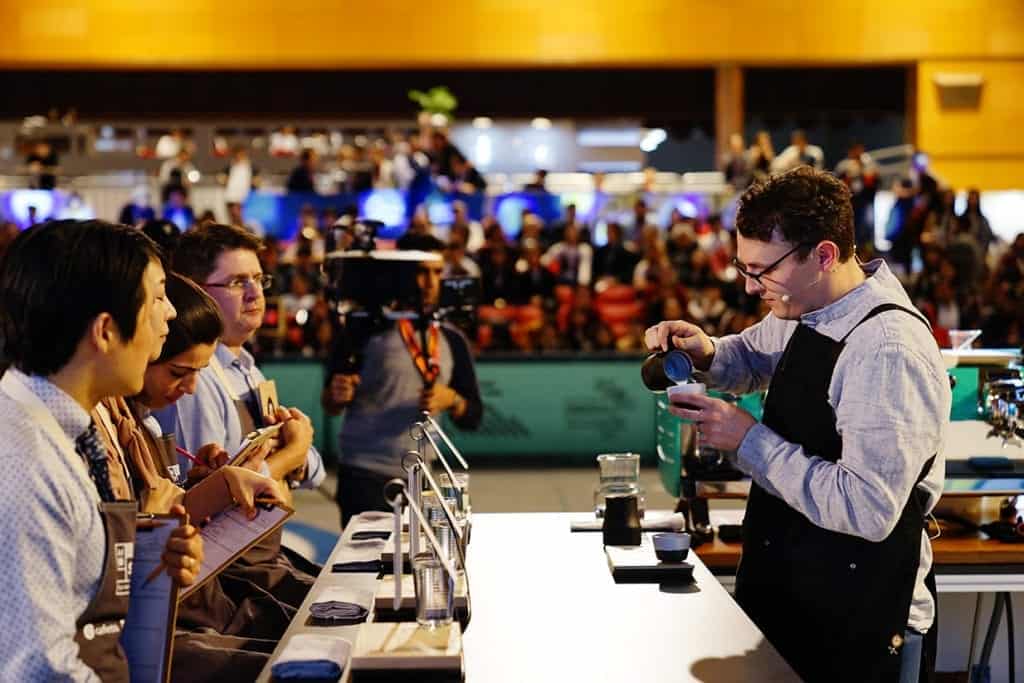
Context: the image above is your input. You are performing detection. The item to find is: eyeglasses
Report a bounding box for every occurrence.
[732,243,813,286]
[204,274,273,292]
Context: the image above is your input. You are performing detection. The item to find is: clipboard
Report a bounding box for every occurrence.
[225,422,284,468]
[179,501,294,600]
[123,513,181,683]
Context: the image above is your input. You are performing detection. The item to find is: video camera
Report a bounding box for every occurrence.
[324,219,481,373]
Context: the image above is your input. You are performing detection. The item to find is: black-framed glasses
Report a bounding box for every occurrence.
[732,243,813,285]
[204,274,273,292]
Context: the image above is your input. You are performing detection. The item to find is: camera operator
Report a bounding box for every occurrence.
[322,234,483,527]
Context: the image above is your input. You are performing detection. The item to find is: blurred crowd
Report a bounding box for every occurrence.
[9,121,1022,357]
[93,176,1015,360]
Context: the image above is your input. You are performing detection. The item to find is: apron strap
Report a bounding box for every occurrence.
[208,355,240,402]
[840,303,932,343]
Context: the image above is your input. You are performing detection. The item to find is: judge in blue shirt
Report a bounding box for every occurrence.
[154,223,324,606]
[0,219,201,681]
[154,223,324,490]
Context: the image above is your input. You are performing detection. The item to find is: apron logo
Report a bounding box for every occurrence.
[81,621,122,640]
[114,542,134,597]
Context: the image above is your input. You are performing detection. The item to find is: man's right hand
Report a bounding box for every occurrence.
[328,374,361,405]
[644,320,716,371]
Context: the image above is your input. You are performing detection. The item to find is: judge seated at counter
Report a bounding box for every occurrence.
[646,166,950,683]
[0,220,202,680]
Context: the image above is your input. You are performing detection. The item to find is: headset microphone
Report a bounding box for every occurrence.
[777,272,824,305]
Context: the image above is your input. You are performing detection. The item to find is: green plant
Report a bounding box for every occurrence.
[408,86,458,117]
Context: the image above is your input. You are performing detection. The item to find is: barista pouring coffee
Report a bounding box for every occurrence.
[645,167,949,683]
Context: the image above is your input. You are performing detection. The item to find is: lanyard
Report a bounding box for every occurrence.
[397,319,441,385]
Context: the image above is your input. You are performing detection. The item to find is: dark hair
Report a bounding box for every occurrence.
[735,166,855,262]
[157,273,224,363]
[141,219,181,256]
[0,219,160,375]
[172,222,262,283]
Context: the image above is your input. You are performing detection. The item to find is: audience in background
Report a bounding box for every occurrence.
[8,114,1019,358]
[286,149,319,194]
[25,141,59,190]
[772,129,825,172]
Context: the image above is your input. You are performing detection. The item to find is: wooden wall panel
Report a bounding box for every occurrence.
[917,60,1024,190]
[2,1,1023,69]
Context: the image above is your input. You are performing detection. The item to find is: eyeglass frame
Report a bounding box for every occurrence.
[731,242,816,286]
[203,273,274,292]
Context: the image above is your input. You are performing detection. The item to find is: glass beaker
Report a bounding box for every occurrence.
[594,453,643,517]
[412,551,454,628]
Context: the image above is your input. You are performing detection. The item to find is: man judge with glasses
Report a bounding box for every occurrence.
[645,166,949,683]
[154,223,325,491]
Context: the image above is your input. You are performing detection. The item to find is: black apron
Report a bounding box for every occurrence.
[74,500,137,683]
[734,304,938,683]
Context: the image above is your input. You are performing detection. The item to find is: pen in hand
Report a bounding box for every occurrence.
[175,445,200,465]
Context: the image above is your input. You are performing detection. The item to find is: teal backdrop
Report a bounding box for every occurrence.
[261,357,663,463]
[261,358,984,467]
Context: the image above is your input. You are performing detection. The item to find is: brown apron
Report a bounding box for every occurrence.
[74,501,137,683]
[207,355,318,611]
[104,398,291,681]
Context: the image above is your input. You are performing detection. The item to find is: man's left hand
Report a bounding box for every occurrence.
[420,383,458,414]
[669,392,757,452]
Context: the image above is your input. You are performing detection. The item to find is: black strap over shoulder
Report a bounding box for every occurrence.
[840,303,932,343]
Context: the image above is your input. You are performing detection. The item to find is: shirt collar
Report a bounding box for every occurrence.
[15,369,93,442]
[215,342,255,373]
[797,259,910,340]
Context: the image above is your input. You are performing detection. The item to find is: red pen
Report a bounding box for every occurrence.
[175,445,200,465]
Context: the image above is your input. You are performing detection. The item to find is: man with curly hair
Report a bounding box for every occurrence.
[646,166,949,683]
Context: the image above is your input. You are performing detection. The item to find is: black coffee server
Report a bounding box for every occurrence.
[602,494,642,546]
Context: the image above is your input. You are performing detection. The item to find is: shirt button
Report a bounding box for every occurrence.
[763,539,771,547]
[849,563,857,570]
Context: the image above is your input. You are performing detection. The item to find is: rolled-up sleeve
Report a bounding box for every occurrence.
[733,342,948,541]
[298,446,326,489]
[700,314,795,395]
